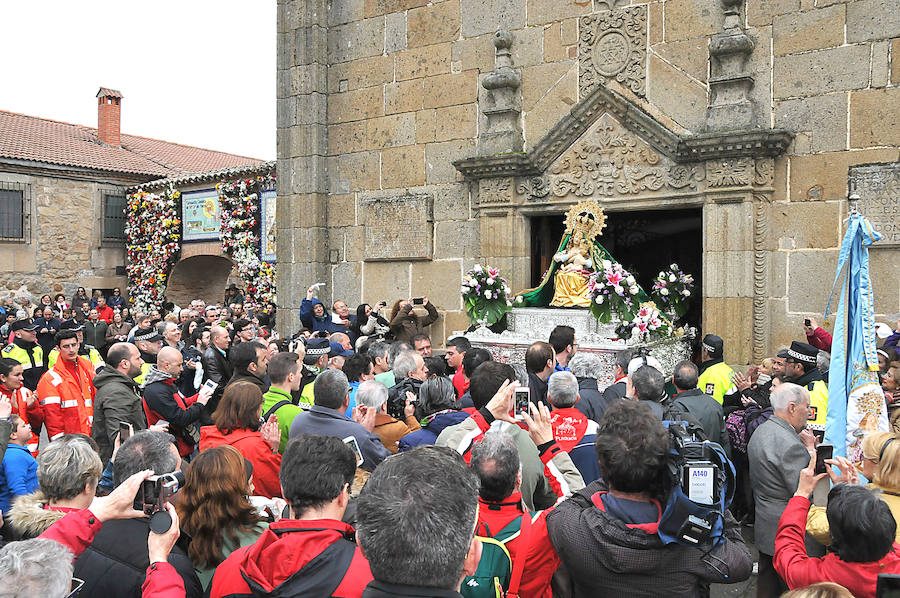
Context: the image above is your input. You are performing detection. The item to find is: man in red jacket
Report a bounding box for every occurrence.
[208,434,372,597]
[95,295,115,324]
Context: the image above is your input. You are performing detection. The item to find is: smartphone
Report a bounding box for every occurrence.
[877,574,900,598]
[119,421,133,442]
[815,443,833,475]
[812,428,825,443]
[202,379,219,393]
[804,318,812,327]
[343,435,364,467]
[513,387,530,419]
[412,297,424,305]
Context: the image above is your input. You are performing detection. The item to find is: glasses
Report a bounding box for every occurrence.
[66,578,85,598]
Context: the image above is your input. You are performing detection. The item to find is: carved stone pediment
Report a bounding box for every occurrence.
[519,112,705,201]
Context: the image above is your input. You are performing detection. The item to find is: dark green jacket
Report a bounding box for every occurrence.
[90,367,146,465]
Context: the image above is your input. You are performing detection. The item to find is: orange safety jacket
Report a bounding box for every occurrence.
[36,356,95,440]
[0,384,42,456]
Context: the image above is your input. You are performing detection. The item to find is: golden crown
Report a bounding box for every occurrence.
[564,200,606,242]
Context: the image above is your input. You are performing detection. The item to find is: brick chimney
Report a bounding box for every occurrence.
[96,87,123,147]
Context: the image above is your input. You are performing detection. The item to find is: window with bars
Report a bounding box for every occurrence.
[102,194,127,242]
[0,183,29,242]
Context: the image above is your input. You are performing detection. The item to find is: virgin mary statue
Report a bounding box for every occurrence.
[519,201,645,308]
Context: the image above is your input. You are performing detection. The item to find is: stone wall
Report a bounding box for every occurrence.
[0,171,128,301]
[277,0,900,359]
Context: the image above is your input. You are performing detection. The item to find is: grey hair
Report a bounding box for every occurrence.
[470,431,520,502]
[631,365,666,403]
[510,364,529,387]
[392,350,420,379]
[368,341,390,363]
[313,368,350,410]
[771,382,809,411]
[0,538,74,598]
[357,379,389,409]
[37,436,102,501]
[113,430,178,487]
[817,350,831,372]
[569,352,602,380]
[548,371,579,408]
[388,342,412,367]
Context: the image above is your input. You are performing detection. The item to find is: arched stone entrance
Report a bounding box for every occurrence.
[166,254,235,307]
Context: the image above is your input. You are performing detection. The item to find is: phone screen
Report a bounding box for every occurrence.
[343,435,364,467]
[815,443,833,475]
[412,297,424,305]
[203,379,219,392]
[514,388,530,419]
[877,574,900,598]
[119,421,133,442]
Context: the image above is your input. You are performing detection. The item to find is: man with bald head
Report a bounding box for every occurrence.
[142,345,213,457]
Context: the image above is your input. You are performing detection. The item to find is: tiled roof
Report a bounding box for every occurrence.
[133,160,276,191]
[97,88,123,98]
[0,110,263,178]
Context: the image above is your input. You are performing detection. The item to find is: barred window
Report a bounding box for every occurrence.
[0,183,28,242]
[103,194,127,242]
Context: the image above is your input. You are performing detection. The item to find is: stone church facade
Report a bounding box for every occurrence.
[276,0,900,364]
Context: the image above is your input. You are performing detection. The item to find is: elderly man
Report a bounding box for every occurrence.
[357,379,419,454]
[387,350,428,418]
[547,370,601,484]
[748,382,816,597]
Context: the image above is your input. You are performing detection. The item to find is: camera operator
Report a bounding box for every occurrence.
[71,430,202,598]
[0,468,184,598]
[546,400,751,596]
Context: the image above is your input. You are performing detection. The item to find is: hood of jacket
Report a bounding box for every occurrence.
[6,491,66,539]
[235,518,357,590]
[426,410,470,435]
[143,364,174,387]
[199,425,259,449]
[92,367,140,392]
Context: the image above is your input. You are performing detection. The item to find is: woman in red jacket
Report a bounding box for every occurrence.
[199,382,282,498]
[0,357,42,456]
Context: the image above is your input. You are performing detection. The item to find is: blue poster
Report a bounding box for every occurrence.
[182,189,221,241]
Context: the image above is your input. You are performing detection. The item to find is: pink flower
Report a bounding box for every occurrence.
[606,270,624,285]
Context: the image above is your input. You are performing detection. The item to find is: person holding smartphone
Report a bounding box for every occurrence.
[91,342,148,466]
[388,297,439,345]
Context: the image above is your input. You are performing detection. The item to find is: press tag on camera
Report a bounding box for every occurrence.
[686,465,715,504]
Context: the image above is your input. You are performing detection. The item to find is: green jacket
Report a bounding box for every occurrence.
[261,387,307,453]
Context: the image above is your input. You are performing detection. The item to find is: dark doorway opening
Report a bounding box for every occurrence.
[529,207,703,328]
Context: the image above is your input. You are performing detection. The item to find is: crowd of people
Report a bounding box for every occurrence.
[0,282,900,598]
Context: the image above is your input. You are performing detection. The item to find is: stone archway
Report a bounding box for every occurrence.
[166,254,235,307]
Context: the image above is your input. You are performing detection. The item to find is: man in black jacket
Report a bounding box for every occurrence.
[73,430,203,598]
[201,325,233,413]
[568,352,614,423]
[225,340,269,393]
[670,360,729,451]
[601,348,632,404]
[525,341,555,406]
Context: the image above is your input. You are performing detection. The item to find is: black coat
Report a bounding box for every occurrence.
[601,379,627,404]
[574,377,613,423]
[201,346,233,413]
[73,517,202,598]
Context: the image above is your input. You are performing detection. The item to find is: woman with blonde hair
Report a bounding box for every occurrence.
[781,582,853,598]
[176,444,267,589]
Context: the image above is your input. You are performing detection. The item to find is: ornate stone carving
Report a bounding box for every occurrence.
[479,30,524,155]
[707,0,756,130]
[754,158,775,186]
[706,157,755,187]
[594,0,629,11]
[478,177,513,205]
[752,192,772,362]
[543,113,703,199]
[579,6,647,98]
[849,162,900,246]
[517,176,550,202]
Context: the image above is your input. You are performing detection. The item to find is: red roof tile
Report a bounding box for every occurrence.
[97,88,123,99]
[0,110,263,178]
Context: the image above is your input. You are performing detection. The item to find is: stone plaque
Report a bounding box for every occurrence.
[850,163,900,246]
[360,194,434,261]
[579,6,647,98]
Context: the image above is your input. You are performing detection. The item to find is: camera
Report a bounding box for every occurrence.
[134,471,185,516]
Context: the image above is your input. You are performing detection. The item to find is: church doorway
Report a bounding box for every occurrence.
[529,207,703,328]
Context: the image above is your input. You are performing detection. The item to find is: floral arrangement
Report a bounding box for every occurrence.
[615,303,672,342]
[125,185,181,312]
[217,173,277,305]
[461,264,522,327]
[650,263,694,319]
[587,260,641,323]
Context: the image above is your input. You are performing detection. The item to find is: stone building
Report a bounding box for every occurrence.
[0,88,263,302]
[276,0,900,363]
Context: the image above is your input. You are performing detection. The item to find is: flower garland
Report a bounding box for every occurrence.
[125,185,181,312]
[217,173,277,305]
[587,260,641,323]
[461,264,522,327]
[615,302,672,342]
[650,263,694,320]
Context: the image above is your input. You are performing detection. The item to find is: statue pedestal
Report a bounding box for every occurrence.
[455,307,693,387]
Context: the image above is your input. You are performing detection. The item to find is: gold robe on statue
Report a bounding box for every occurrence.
[550,271,592,307]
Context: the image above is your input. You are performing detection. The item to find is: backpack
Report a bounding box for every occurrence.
[461,512,533,598]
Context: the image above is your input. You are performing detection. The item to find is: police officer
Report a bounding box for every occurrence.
[1,319,46,391]
[132,326,164,385]
[47,320,105,374]
[697,333,736,405]
[783,340,828,431]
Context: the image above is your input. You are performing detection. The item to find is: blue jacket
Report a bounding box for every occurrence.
[0,443,39,512]
[299,298,351,335]
[398,410,470,452]
[289,405,390,469]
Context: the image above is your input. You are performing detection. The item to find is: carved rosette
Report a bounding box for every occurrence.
[706,157,775,188]
[517,176,550,202]
[478,177,514,205]
[579,6,647,99]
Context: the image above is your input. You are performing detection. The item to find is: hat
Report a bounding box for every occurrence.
[10,318,39,332]
[133,326,163,343]
[59,319,84,331]
[627,355,664,376]
[306,338,330,357]
[776,348,790,359]
[702,334,724,358]
[787,341,818,365]
[875,322,893,339]
[329,341,354,358]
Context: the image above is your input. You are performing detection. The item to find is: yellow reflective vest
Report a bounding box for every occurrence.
[806,379,829,429]
[697,360,735,405]
[48,346,104,373]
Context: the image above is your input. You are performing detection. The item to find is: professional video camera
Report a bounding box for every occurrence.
[133,471,185,533]
[658,422,735,547]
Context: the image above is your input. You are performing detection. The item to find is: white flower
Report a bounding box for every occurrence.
[486,277,495,285]
[668,274,677,282]
[626,275,635,285]
[595,295,604,304]
[660,287,669,296]
[506,300,512,307]
[515,296,524,303]
[484,289,492,299]
[629,286,639,295]
[473,264,483,273]
[670,263,679,270]
[461,287,469,295]
[503,286,511,295]
[602,260,612,269]
[682,289,691,297]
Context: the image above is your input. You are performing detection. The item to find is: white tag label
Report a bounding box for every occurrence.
[687,466,715,504]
